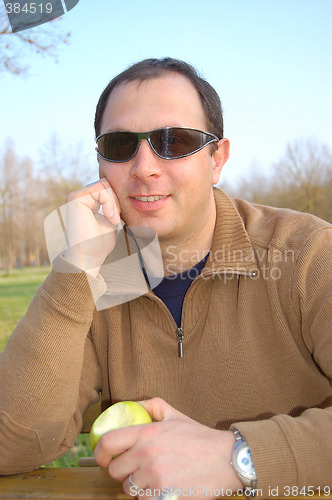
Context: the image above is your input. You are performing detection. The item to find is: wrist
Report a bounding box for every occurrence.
[63,245,105,277]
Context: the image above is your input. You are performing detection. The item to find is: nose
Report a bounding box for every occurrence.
[129,139,163,181]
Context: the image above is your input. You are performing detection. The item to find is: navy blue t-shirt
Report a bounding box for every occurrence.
[149,254,209,327]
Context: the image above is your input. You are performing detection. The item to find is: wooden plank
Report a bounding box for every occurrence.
[77,457,98,467]
[0,467,129,499]
[0,468,331,499]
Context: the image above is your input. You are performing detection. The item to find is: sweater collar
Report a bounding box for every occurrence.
[201,188,258,277]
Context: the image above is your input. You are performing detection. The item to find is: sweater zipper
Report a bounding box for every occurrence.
[176,327,184,358]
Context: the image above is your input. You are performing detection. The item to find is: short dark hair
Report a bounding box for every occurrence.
[94,58,224,140]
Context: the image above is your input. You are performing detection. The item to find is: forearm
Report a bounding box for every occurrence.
[232,405,332,495]
[0,258,104,473]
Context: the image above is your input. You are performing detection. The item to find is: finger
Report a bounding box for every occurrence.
[94,425,142,468]
[106,451,138,483]
[123,473,148,497]
[99,177,122,215]
[96,177,122,224]
[91,188,121,226]
[85,177,111,191]
[75,179,120,226]
[68,179,109,202]
[95,178,121,225]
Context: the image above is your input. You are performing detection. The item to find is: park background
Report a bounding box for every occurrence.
[0,0,331,466]
[1,0,332,274]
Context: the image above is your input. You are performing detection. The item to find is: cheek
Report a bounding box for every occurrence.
[99,162,127,192]
[175,156,214,188]
[99,159,117,179]
[171,157,196,185]
[98,160,107,179]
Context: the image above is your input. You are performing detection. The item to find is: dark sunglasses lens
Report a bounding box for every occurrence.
[98,132,138,161]
[150,128,210,158]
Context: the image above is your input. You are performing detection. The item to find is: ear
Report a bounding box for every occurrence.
[211,138,230,185]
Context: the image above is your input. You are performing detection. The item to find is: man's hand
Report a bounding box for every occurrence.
[94,398,243,499]
[63,178,121,276]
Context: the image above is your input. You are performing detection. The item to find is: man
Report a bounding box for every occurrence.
[0,58,331,498]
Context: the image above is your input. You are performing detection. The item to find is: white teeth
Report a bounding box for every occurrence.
[134,195,167,202]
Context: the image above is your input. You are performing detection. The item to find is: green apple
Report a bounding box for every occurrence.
[89,400,152,451]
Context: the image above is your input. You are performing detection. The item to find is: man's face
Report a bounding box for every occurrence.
[98,74,229,247]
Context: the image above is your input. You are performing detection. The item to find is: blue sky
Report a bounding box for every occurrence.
[1,0,331,187]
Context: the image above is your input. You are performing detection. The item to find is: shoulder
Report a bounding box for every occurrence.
[214,187,331,253]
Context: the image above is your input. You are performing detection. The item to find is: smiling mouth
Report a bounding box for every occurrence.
[133,195,168,202]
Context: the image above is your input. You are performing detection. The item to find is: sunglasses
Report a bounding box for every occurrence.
[95,127,220,163]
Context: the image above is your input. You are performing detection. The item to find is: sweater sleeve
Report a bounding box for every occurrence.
[231,226,332,495]
[0,257,106,475]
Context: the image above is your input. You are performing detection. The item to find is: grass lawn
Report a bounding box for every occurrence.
[0,266,51,351]
[0,266,93,466]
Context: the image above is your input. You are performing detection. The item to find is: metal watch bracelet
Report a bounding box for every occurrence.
[231,429,257,492]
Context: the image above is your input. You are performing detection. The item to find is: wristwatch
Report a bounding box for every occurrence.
[231,429,257,491]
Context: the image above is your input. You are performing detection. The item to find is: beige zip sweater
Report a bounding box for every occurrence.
[0,188,331,495]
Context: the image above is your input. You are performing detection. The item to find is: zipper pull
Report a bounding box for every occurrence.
[176,327,184,358]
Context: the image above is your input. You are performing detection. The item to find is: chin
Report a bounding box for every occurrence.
[123,213,166,234]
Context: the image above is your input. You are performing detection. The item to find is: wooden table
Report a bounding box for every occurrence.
[0,467,331,499]
[0,467,130,499]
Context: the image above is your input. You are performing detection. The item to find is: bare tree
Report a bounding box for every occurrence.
[0,140,21,273]
[0,2,70,75]
[229,160,272,205]
[18,157,46,266]
[271,138,332,219]
[226,138,332,223]
[0,135,92,272]
[39,133,91,211]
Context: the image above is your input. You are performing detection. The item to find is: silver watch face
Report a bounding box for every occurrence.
[237,446,256,477]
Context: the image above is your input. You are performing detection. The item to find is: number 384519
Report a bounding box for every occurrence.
[5,3,53,14]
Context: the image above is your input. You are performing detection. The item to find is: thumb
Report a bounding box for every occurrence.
[138,397,179,422]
